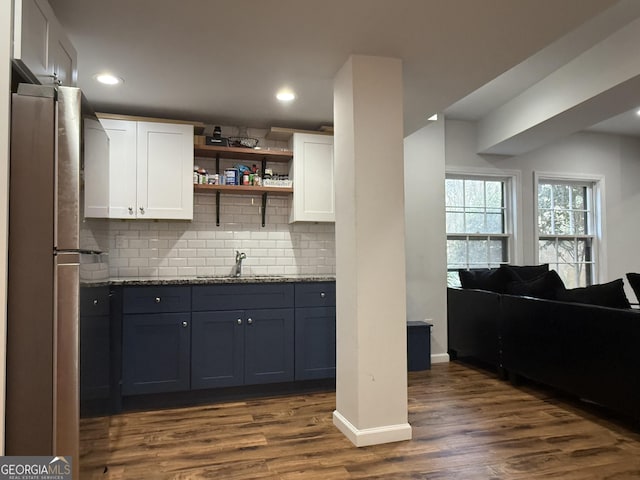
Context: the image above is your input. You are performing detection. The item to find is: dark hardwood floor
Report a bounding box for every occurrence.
[80,362,640,479]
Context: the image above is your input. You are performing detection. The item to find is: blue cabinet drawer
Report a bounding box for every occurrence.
[123,286,191,314]
[295,282,336,307]
[192,283,294,311]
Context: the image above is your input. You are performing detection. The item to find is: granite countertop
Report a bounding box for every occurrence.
[107,274,336,286]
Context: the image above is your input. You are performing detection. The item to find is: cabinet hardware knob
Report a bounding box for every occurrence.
[155,297,161,303]
[139,206,145,214]
[320,292,326,298]
[93,299,99,305]
[247,318,253,325]
[128,207,134,214]
[182,321,188,328]
[237,318,242,325]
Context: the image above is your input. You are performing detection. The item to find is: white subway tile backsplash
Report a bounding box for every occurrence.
[106,194,335,278]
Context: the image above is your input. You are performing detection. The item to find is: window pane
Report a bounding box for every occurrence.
[446,212,464,233]
[485,212,503,234]
[538,239,557,263]
[538,184,552,209]
[447,239,466,265]
[557,263,579,289]
[445,179,463,207]
[573,211,586,235]
[447,271,461,288]
[465,180,485,208]
[553,184,570,209]
[465,212,484,233]
[489,239,507,263]
[572,186,585,209]
[557,239,576,264]
[468,239,488,266]
[538,209,553,235]
[485,181,502,208]
[554,209,572,235]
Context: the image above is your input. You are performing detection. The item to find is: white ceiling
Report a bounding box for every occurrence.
[48,0,630,138]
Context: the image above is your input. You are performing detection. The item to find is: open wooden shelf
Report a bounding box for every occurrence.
[194,184,293,195]
[194,144,292,163]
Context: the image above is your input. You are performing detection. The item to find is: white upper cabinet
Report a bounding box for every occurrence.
[136,121,193,220]
[12,0,78,86]
[290,133,335,222]
[83,117,111,218]
[89,118,193,220]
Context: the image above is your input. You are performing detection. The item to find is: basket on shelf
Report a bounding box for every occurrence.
[228,136,259,148]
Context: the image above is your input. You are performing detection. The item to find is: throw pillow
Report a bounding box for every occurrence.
[626,273,640,303]
[500,264,549,281]
[505,269,565,300]
[556,278,631,309]
[458,268,510,293]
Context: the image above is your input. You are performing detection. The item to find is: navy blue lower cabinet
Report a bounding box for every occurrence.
[244,309,295,385]
[80,313,111,401]
[122,313,191,395]
[80,285,112,416]
[294,307,336,380]
[191,310,245,389]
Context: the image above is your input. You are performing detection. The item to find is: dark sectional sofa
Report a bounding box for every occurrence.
[448,281,640,423]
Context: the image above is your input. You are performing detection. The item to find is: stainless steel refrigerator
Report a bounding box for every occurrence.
[7,83,109,474]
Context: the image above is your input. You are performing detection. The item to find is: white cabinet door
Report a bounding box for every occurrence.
[83,117,111,218]
[48,20,77,86]
[101,119,138,219]
[290,133,334,222]
[136,122,193,220]
[13,0,49,83]
[88,119,193,220]
[12,0,77,86]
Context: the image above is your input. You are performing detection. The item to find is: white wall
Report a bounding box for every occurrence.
[445,119,640,300]
[404,119,448,362]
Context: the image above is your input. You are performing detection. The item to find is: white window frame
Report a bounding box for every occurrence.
[533,171,606,285]
[445,167,521,276]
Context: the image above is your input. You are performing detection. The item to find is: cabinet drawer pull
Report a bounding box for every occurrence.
[237,318,242,325]
[139,206,145,214]
[320,292,326,298]
[155,297,161,303]
[128,206,134,215]
[93,299,99,305]
[247,318,253,325]
[182,321,188,328]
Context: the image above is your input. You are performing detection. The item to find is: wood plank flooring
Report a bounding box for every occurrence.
[80,362,640,479]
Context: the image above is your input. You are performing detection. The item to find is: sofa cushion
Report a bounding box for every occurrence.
[555,278,631,309]
[505,269,565,300]
[458,268,510,293]
[626,273,640,303]
[501,264,549,281]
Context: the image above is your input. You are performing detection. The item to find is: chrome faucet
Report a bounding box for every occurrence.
[233,250,247,277]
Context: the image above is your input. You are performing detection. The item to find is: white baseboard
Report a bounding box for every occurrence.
[431,353,450,364]
[333,410,412,447]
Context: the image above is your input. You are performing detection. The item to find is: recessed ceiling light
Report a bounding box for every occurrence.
[276,90,296,102]
[636,108,640,116]
[94,73,123,85]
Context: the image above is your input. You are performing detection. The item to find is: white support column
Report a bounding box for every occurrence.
[333,55,411,447]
